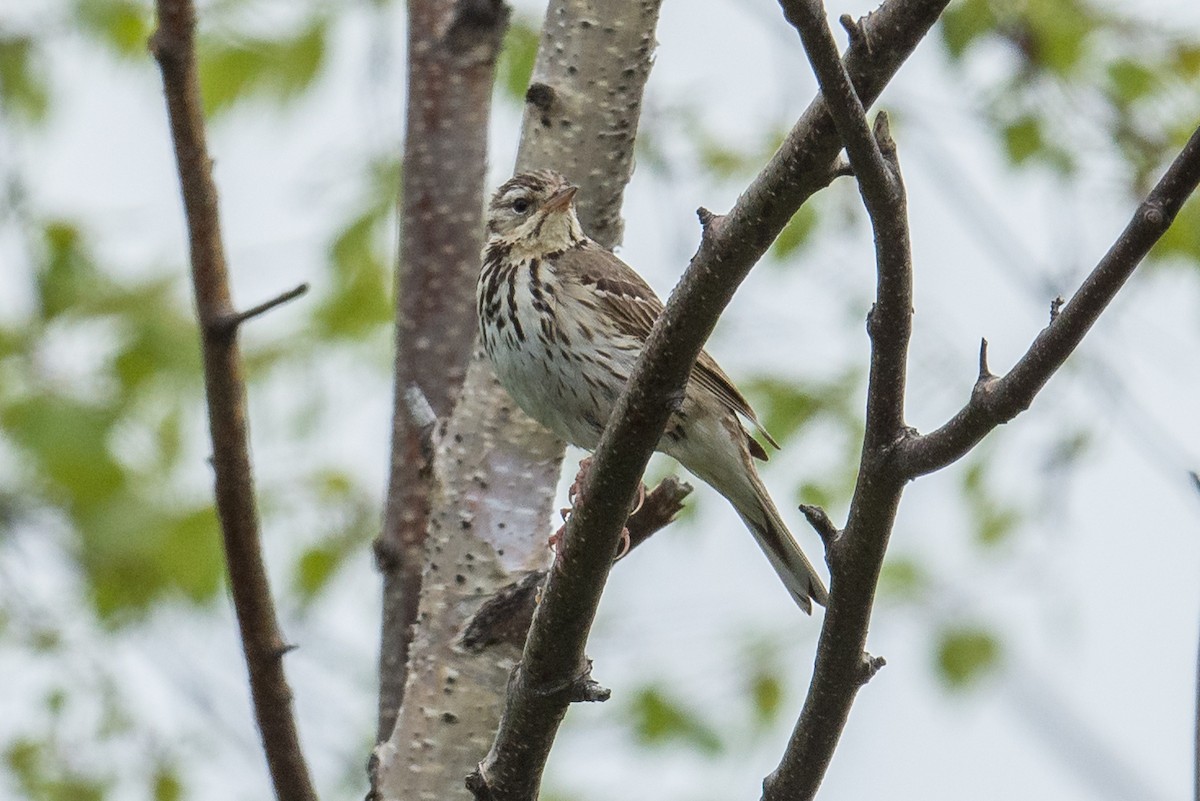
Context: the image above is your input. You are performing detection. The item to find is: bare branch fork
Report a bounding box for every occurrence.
[765,1,1200,798]
[149,2,317,801]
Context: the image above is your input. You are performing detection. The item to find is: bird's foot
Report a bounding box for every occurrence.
[568,456,593,504]
[613,527,632,562]
[630,481,646,516]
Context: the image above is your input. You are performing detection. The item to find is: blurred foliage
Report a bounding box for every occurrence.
[311,156,397,340]
[936,626,1002,688]
[0,34,49,122]
[197,16,328,117]
[878,555,930,602]
[0,0,1197,798]
[938,0,1200,267]
[497,17,539,102]
[0,1,395,796]
[628,686,723,754]
[74,0,152,59]
[5,737,108,801]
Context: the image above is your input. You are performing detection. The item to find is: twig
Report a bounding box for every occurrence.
[799,504,841,554]
[767,2,914,797]
[897,124,1200,479]
[459,477,693,653]
[149,3,317,801]
[375,0,509,744]
[403,384,439,462]
[472,0,950,798]
[219,282,309,332]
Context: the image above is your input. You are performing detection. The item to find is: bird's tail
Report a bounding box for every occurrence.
[730,470,829,614]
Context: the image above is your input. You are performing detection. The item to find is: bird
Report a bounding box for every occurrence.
[476,169,829,613]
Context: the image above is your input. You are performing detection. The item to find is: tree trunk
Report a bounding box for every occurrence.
[371,1,663,798]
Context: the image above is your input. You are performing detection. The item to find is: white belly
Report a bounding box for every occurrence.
[479,261,637,449]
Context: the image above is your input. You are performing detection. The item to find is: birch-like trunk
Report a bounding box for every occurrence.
[371,2,663,798]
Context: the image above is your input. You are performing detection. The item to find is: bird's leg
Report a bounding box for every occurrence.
[557,459,643,562]
[548,507,570,552]
[568,456,593,504]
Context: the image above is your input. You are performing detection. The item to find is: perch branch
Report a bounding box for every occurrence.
[472,0,951,797]
[897,124,1200,479]
[149,3,317,801]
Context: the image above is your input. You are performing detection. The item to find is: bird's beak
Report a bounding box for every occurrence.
[543,185,578,214]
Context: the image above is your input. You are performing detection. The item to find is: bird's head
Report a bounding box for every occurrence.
[486,170,584,255]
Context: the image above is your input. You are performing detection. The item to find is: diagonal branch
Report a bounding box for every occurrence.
[149,3,317,801]
[471,0,950,798]
[897,123,1200,479]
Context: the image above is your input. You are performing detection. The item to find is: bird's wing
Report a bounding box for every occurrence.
[555,244,779,458]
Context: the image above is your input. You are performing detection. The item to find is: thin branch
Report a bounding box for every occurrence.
[149,4,317,801]
[897,124,1200,479]
[782,0,911,449]
[472,0,949,798]
[219,282,309,332]
[402,384,439,462]
[375,0,509,744]
[766,2,915,797]
[799,504,841,554]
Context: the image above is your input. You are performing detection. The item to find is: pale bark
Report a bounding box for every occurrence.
[370,2,663,798]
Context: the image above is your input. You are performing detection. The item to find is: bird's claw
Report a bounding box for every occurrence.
[613,527,631,561]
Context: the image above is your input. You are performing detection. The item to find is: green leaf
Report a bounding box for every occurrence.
[113,298,201,392]
[697,137,751,179]
[976,504,1020,546]
[83,501,223,621]
[2,395,125,509]
[749,670,783,725]
[936,626,1001,688]
[152,764,183,801]
[1172,44,1200,78]
[295,544,340,600]
[770,205,818,260]
[1150,194,1200,263]
[198,19,328,116]
[628,687,723,754]
[878,556,927,600]
[1001,116,1043,165]
[312,208,392,339]
[745,378,820,443]
[1106,58,1157,102]
[75,0,152,58]
[939,0,996,59]
[38,221,103,320]
[498,19,539,101]
[5,737,109,801]
[1025,0,1093,76]
[0,35,49,122]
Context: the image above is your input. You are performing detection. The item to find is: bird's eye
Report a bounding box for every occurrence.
[511,198,530,214]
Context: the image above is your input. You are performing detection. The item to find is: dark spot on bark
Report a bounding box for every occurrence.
[525,82,555,111]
